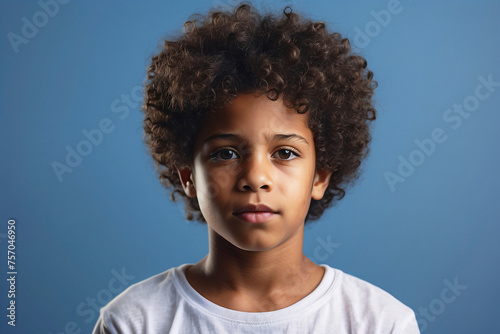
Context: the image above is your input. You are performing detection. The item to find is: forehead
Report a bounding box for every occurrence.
[196,93,311,144]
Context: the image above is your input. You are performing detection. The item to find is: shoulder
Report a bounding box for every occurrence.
[94,265,187,333]
[325,265,419,333]
[106,265,182,312]
[334,268,407,308]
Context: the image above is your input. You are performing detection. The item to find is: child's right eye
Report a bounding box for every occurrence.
[210,148,239,161]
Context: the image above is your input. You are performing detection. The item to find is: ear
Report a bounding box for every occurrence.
[311,169,332,200]
[175,166,197,198]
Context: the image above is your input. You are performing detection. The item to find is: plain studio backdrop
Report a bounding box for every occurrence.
[1,0,499,333]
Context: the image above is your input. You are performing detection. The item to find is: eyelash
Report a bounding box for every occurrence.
[209,148,239,161]
[209,147,301,162]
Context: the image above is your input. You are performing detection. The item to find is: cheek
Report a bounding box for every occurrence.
[278,165,314,197]
[192,171,220,222]
[194,164,234,206]
[210,167,238,191]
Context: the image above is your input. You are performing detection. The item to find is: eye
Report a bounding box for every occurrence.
[272,149,299,160]
[210,148,239,161]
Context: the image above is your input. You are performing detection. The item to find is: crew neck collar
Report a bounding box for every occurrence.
[171,263,339,324]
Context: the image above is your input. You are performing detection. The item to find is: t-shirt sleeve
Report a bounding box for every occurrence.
[92,303,144,334]
[92,312,114,334]
[92,307,129,334]
[384,306,420,334]
[398,310,421,334]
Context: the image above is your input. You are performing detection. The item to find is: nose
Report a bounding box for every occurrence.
[236,151,273,192]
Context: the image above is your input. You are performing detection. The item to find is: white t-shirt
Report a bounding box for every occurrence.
[93,264,420,333]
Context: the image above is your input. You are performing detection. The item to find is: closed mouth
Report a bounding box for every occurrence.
[233,204,278,215]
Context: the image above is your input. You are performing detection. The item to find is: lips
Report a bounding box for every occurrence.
[233,204,278,223]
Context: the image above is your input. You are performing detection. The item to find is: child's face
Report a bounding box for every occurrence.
[178,93,331,251]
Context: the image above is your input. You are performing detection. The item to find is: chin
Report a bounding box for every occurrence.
[229,236,283,252]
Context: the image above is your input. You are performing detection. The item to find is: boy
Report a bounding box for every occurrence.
[93,3,420,333]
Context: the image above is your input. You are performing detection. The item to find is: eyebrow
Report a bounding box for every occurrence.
[272,134,309,146]
[203,133,309,146]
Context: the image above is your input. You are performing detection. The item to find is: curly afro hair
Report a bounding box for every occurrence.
[143,3,377,223]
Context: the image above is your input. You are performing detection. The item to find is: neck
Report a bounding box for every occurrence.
[186,226,325,311]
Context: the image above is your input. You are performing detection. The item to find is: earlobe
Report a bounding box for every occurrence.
[311,169,332,200]
[175,166,197,198]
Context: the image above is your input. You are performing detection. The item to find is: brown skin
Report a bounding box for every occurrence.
[176,93,332,312]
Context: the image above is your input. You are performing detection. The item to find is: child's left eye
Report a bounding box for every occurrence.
[272,149,299,160]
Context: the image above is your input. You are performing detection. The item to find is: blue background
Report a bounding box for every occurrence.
[1,0,499,333]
